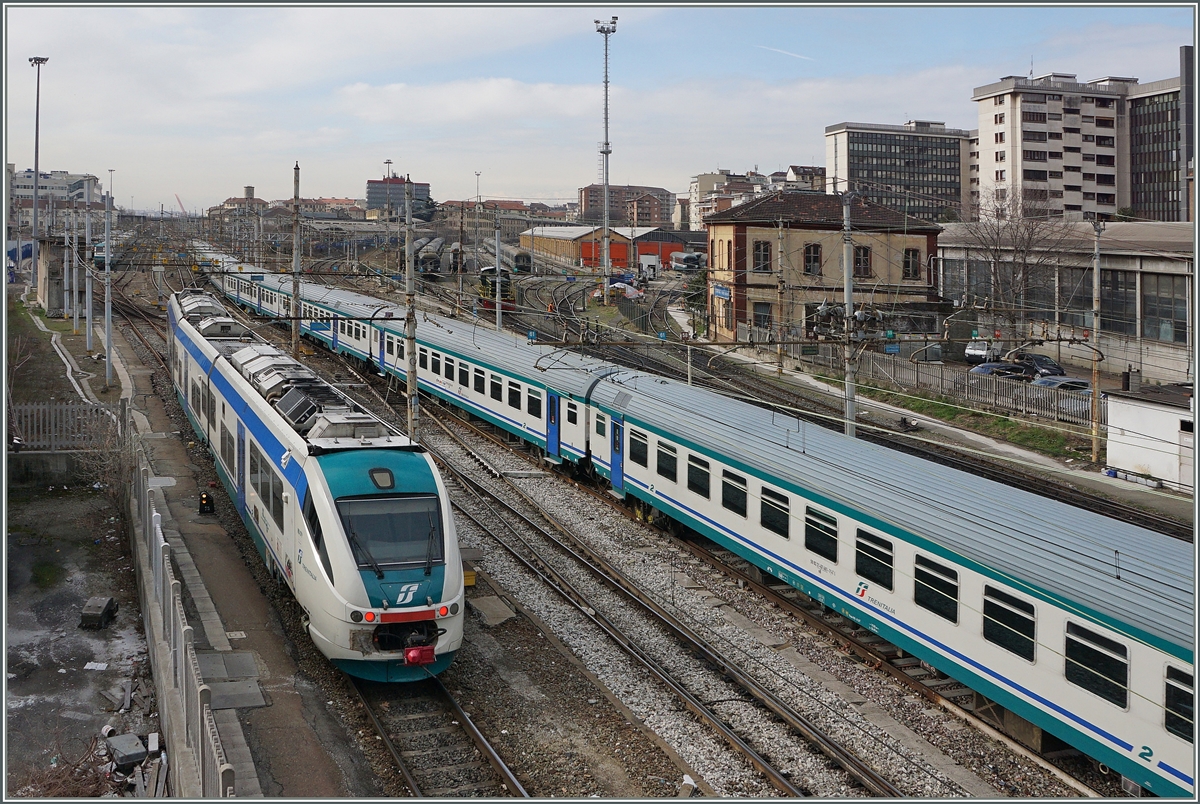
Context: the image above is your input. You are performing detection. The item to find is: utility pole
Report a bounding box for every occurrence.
[457,200,465,313]
[292,162,301,358]
[776,219,785,376]
[405,176,419,442]
[385,159,393,276]
[71,203,79,333]
[1091,219,1104,463]
[104,171,113,390]
[29,56,48,292]
[495,218,503,331]
[841,192,857,438]
[596,17,617,306]
[84,176,94,352]
[474,171,481,289]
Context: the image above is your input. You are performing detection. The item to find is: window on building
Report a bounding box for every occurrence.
[1082,133,1096,143]
[752,240,772,272]
[855,530,893,590]
[902,248,921,280]
[1024,169,1049,181]
[994,112,1005,124]
[753,302,772,329]
[1095,154,1115,166]
[914,555,959,622]
[656,441,677,482]
[1143,273,1189,343]
[721,471,747,517]
[1082,153,1096,162]
[1083,192,1096,201]
[1165,667,1194,742]
[629,429,648,467]
[1023,130,1047,142]
[1100,270,1137,335]
[723,298,734,331]
[995,151,1006,162]
[994,131,1005,143]
[1048,131,1063,140]
[1065,622,1128,707]
[1096,136,1114,148]
[983,585,1036,661]
[1023,150,1048,161]
[994,95,1005,105]
[853,246,871,278]
[804,508,837,562]
[1048,151,1062,159]
[1095,193,1115,205]
[804,243,821,275]
[687,455,710,498]
[727,240,733,271]
[761,487,789,538]
[1095,117,1114,129]
[1064,146,1082,153]
[995,170,1006,181]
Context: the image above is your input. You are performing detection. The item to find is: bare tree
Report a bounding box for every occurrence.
[958,193,1085,342]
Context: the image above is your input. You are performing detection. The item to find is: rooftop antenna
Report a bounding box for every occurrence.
[1030,56,1034,79]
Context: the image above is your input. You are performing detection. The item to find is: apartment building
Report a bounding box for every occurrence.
[578,184,674,226]
[971,47,1193,221]
[825,120,972,223]
[365,176,431,210]
[8,165,105,204]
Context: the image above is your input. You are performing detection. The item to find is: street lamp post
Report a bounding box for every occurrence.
[384,158,393,275]
[29,56,48,291]
[84,176,94,352]
[595,17,617,307]
[105,169,114,389]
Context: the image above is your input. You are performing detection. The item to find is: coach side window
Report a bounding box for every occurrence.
[444,356,455,381]
[386,336,394,356]
[687,455,710,498]
[595,414,606,438]
[474,368,485,394]
[913,554,958,623]
[983,586,1036,661]
[1064,622,1128,707]
[566,402,578,425]
[656,442,677,482]
[419,348,428,370]
[761,487,789,538]
[1165,667,1194,742]
[721,471,747,517]
[431,352,441,375]
[508,381,521,409]
[629,430,648,467]
[855,529,893,591]
[490,374,503,401]
[458,361,469,386]
[527,389,542,419]
[302,492,334,587]
[804,508,838,562]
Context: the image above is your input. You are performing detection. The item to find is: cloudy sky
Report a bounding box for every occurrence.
[5,5,1193,213]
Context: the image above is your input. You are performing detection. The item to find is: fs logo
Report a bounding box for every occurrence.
[856,582,869,598]
[395,583,421,605]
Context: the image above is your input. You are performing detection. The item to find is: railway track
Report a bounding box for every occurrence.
[349,674,527,797]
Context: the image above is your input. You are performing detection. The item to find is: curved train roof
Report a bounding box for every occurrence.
[218,255,1194,654]
[590,371,1193,654]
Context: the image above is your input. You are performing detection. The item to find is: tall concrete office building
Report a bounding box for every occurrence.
[970,46,1193,221]
[824,120,973,222]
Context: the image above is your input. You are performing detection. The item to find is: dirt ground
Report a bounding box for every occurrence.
[5,486,152,797]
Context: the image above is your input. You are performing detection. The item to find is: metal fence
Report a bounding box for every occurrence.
[735,337,1106,428]
[10,401,123,450]
[135,453,235,797]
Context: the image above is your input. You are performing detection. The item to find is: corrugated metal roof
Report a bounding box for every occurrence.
[703,190,942,233]
[938,221,1194,256]
[590,370,1193,653]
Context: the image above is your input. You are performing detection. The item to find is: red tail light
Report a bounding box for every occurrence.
[404,645,436,665]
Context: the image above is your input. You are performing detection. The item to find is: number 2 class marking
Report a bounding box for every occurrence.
[1139,746,1154,762]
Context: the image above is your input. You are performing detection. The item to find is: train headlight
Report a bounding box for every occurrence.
[350,610,363,623]
[450,603,459,615]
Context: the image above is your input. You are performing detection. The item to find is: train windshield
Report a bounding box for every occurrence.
[336,495,444,569]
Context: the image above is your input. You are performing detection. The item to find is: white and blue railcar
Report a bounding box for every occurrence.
[167,288,464,682]
[205,250,1194,795]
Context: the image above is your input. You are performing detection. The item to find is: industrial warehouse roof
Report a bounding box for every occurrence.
[1106,383,1194,410]
[520,226,665,241]
[703,190,942,233]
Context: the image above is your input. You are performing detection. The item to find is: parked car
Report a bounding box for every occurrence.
[969,361,1039,381]
[964,340,1003,364]
[1031,376,1096,417]
[1030,376,1091,392]
[1012,352,1066,376]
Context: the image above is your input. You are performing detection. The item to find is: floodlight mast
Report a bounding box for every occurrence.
[596,17,617,307]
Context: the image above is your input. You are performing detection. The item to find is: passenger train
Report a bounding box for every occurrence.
[199,244,1193,796]
[167,286,464,682]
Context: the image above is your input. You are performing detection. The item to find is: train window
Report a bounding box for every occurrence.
[431,352,441,375]
[595,414,607,438]
[761,487,789,538]
[339,320,346,335]
[722,471,747,517]
[855,530,893,591]
[443,357,455,381]
[474,368,485,394]
[567,402,578,425]
[419,348,428,370]
[804,508,838,562]
[1065,622,1128,707]
[656,442,678,482]
[220,423,235,474]
[491,374,503,401]
[395,339,404,359]
[687,455,710,498]
[983,586,1036,661]
[527,389,542,419]
[914,554,958,623]
[458,362,469,386]
[508,381,521,409]
[1165,667,1194,742]
[629,430,648,467]
[386,337,394,356]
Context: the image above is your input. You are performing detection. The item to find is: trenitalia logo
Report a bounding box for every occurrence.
[395,583,421,605]
[856,582,869,598]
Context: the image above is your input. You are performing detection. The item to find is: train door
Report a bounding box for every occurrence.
[331,317,340,351]
[378,328,386,372]
[546,392,561,459]
[236,421,246,513]
[256,286,263,315]
[610,416,624,493]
